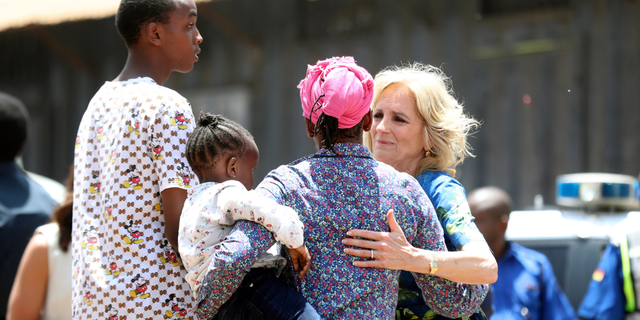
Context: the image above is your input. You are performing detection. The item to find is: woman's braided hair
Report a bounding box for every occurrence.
[313,113,363,154]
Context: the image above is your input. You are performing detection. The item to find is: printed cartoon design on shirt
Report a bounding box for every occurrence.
[89,172,101,194]
[152,191,162,211]
[105,254,121,276]
[83,280,94,305]
[129,274,150,299]
[122,165,143,190]
[95,115,105,140]
[82,226,99,250]
[128,110,141,135]
[159,239,180,266]
[149,133,164,160]
[175,162,192,188]
[72,78,197,319]
[165,293,190,319]
[105,304,119,320]
[108,138,117,164]
[104,194,113,220]
[123,220,144,244]
[170,111,189,129]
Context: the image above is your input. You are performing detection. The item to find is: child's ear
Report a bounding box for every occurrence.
[226,157,238,178]
[145,22,162,46]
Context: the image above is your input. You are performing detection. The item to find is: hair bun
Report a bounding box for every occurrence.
[197,112,223,127]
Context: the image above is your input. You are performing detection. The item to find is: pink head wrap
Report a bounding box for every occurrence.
[298,56,374,129]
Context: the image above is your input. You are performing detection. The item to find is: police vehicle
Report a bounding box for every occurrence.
[505,173,640,310]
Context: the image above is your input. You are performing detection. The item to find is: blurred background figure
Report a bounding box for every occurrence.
[0,92,56,320]
[6,166,73,320]
[468,186,577,320]
[578,228,640,320]
[21,160,67,205]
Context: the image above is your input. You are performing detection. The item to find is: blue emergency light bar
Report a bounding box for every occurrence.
[556,173,639,210]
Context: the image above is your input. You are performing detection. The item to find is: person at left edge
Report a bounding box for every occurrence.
[7,166,74,320]
[0,92,56,320]
[71,0,203,319]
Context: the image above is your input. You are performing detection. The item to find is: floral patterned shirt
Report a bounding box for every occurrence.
[178,180,305,298]
[196,143,484,319]
[72,77,197,319]
[397,170,489,320]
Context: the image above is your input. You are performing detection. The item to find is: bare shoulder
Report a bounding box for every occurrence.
[25,233,49,261]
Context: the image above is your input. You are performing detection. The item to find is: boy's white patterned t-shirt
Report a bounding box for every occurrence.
[72,77,197,319]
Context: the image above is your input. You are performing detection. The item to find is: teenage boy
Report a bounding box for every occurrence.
[71,0,203,318]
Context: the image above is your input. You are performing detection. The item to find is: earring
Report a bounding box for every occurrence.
[426,150,433,157]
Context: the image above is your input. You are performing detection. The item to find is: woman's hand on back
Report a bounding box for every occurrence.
[343,209,420,270]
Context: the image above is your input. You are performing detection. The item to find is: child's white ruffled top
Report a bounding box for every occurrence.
[178,180,305,298]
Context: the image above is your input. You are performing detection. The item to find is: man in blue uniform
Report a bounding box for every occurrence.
[0,92,55,320]
[578,229,640,320]
[468,186,577,320]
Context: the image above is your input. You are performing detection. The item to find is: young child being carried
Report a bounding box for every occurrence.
[178,113,320,320]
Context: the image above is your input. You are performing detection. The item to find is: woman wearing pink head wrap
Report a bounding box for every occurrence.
[298,56,374,153]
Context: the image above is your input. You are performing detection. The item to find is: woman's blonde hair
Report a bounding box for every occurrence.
[364,63,479,177]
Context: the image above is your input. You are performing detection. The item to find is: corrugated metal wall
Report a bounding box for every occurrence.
[0,0,638,209]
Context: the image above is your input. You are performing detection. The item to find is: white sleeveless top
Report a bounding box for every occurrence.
[36,223,72,320]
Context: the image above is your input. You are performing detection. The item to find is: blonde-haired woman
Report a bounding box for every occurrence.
[343,63,497,320]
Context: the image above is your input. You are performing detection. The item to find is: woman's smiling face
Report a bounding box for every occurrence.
[370,84,428,175]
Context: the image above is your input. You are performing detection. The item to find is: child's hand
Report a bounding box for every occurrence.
[288,245,311,278]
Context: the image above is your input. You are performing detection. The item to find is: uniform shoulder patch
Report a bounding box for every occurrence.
[592,268,605,282]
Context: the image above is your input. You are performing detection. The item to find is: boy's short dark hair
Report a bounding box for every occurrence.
[0,92,29,162]
[115,0,178,46]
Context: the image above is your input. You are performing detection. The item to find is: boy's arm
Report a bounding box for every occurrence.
[162,188,188,254]
[215,186,304,249]
[152,100,197,252]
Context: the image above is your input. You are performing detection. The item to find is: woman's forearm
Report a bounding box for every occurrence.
[406,242,497,284]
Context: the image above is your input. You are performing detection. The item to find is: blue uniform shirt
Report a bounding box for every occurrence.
[0,161,55,317]
[492,242,577,320]
[578,244,626,320]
